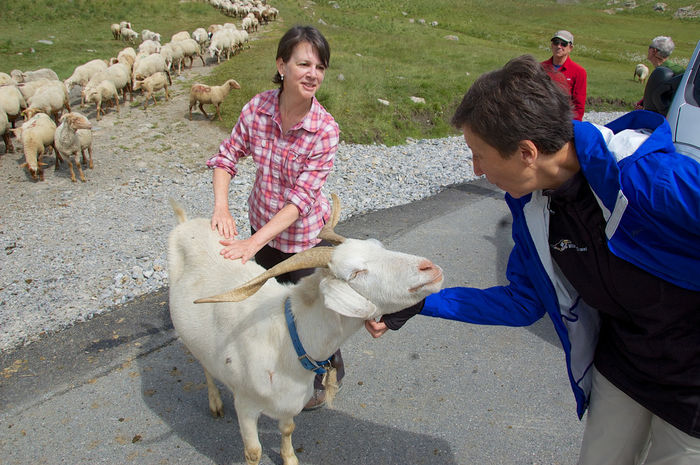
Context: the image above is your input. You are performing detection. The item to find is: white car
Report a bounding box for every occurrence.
[666,39,700,161]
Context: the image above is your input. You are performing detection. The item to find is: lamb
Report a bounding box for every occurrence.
[54,112,92,182]
[634,63,649,84]
[133,52,170,83]
[141,29,161,43]
[189,79,240,121]
[24,82,71,122]
[0,84,27,128]
[83,61,132,107]
[167,195,444,465]
[84,80,119,120]
[1,108,13,154]
[133,72,170,109]
[10,68,59,83]
[12,112,59,181]
[119,21,132,30]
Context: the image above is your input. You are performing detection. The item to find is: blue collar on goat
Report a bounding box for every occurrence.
[285,297,334,375]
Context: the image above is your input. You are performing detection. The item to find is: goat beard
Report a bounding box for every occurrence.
[321,367,340,408]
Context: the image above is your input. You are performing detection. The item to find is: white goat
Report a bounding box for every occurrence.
[54,112,92,182]
[167,197,444,465]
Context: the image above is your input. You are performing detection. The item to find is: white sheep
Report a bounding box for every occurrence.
[12,112,58,181]
[0,72,17,86]
[178,38,206,69]
[24,83,71,122]
[634,63,649,84]
[138,39,161,55]
[133,72,170,109]
[83,61,132,107]
[170,30,191,42]
[0,84,28,128]
[64,59,109,106]
[159,41,185,75]
[10,68,59,83]
[119,21,132,30]
[120,27,139,44]
[167,197,444,465]
[141,29,161,43]
[189,79,240,121]
[110,23,121,40]
[133,52,170,82]
[191,27,210,47]
[54,112,92,182]
[1,108,13,154]
[84,80,120,121]
[208,29,235,64]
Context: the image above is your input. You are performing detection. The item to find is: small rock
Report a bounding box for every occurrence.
[445,35,459,41]
[337,73,345,81]
[37,40,53,45]
[410,96,426,104]
[377,99,390,106]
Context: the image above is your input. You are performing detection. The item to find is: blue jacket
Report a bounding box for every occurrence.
[422,111,700,418]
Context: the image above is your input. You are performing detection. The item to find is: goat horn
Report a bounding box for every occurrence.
[195,246,335,303]
[318,193,346,245]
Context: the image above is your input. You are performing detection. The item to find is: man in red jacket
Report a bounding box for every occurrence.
[541,30,587,120]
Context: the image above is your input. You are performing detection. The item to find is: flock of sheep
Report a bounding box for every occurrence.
[0,0,278,183]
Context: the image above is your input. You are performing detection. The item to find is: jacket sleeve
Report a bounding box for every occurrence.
[421,240,547,326]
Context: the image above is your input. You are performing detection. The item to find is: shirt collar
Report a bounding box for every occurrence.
[258,88,325,134]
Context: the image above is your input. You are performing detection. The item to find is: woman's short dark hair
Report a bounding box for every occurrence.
[273,26,330,88]
[451,54,574,157]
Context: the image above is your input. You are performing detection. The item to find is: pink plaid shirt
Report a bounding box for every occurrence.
[207,89,340,253]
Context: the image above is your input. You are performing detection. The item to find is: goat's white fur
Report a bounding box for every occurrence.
[168,209,443,465]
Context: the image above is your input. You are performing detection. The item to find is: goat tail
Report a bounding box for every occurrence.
[169,198,188,224]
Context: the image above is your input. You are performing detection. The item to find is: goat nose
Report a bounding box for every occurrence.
[418,259,435,271]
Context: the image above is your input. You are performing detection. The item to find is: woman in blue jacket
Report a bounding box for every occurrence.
[367,55,700,464]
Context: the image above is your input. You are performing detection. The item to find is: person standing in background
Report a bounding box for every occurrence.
[541,30,588,121]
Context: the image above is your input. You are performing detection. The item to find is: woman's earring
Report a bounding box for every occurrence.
[281,74,284,81]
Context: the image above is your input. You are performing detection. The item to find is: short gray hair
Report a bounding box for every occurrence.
[649,36,675,58]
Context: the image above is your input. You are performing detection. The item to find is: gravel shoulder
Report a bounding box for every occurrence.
[0,59,624,352]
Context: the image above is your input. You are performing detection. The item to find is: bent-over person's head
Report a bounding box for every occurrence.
[273,25,331,89]
[451,54,573,159]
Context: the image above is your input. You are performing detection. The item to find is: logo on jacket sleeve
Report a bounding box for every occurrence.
[551,239,588,253]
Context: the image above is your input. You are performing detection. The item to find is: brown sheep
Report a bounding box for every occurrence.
[188,79,240,121]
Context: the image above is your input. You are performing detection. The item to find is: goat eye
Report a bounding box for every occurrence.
[349,270,367,280]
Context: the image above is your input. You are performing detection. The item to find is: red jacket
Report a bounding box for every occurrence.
[542,57,587,121]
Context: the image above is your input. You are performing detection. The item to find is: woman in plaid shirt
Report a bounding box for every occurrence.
[206,26,342,410]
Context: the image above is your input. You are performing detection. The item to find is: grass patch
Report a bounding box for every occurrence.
[2,0,698,145]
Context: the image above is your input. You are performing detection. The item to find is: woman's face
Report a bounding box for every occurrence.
[277,41,326,101]
[464,126,537,199]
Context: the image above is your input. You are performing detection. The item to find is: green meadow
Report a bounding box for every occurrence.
[2,0,698,145]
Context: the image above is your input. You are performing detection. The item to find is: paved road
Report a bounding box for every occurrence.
[0,179,584,464]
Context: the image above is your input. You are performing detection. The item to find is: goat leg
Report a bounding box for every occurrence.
[234,400,263,465]
[204,368,224,417]
[279,418,299,465]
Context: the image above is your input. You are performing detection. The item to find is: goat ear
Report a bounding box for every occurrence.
[319,277,378,319]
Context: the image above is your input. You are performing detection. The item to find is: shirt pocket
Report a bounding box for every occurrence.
[282,147,309,185]
[250,135,272,177]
